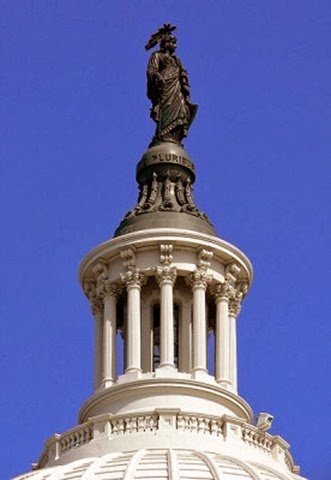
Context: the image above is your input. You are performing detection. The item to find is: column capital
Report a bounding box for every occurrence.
[211,281,234,302]
[155,265,177,286]
[228,296,241,317]
[228,282,248,317]
[97,281,123,301]
[91,298,104,315]
[83,280,103,315]
[186,269,212,291]
[121,269,146,289]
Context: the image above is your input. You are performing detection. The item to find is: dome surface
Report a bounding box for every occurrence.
[14,449,303,480]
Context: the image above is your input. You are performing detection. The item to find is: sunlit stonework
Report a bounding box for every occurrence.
[12,25,307,480]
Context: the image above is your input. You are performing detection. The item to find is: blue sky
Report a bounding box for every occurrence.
[1,2,330,479]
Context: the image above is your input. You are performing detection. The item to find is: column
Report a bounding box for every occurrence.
[155,265,177,368]
[179,299,192,373]
[122,269,146,373]
[228,285,246,393]
[186,271,210,373]
[91,299,103,389]
[101,283,121,386]
[213,283,232,388]
[83,280,104,390]
[141,296,153,372]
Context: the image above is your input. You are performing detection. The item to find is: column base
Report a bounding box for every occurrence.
[118,369,142,383]
[191,369,213,382]
[96,379,114,391]
[216,379,233,390]
[154,365,177,378]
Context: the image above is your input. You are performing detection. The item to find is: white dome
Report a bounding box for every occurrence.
[13,449,303,480]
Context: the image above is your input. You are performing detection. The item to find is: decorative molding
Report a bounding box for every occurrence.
[92,261,108,291]
[121,269,146,289]
[211,281,234,301]
[159,243,173,265]
[83,280,103,314]
[225,263,241,286]
[197,248,213,270]
[120,247,136,270]
[99,281,123,301]
[212,263,244,304]
[155,265,177,286]
[186,269,212,290]
[229,282,249,317]
[60,425,93,454]
[37,413,293,469]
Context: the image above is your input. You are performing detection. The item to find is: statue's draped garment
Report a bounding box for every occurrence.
[147,51,193,140]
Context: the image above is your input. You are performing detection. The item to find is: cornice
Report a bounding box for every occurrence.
[78,228,253,286]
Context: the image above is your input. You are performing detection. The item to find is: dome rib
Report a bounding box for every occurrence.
[80,456,106,480]
[123,450,146,480]
[214,455,262,480]
[13,450,301,480]
[252,462,299,480]
[168,449,179,480]
[196,451,225,480]
[46,458,94,480]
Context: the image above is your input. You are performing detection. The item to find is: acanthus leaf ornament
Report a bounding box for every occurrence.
[186,269,212,291]
[155,265,177,286]
[121,269,147,289]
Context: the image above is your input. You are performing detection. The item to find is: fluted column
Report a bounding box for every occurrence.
[122,269,146,373]
[186,270,210,373]
[155,265,177,368]
[213,282,232,388]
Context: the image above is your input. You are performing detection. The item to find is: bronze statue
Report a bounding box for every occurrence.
[145,24,198,146]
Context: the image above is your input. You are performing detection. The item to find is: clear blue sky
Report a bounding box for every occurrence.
[1,2,330,479]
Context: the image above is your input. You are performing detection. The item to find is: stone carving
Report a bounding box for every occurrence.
[92,261,108,292]
[186,269,212,290]
[159,243,173,265]
[158,172,174,210]
[121,269,146,289]
[225,263,241,286]
[60,426,93,454]
[241,427,273,452]
[37,413,294,467]
[83,280,103,314]
[212,264,248,318]
[228,295,241,317]
[120,248,136,270]
[229,282,248,317]
[136,183,148,210]
[125,172,209,221]
[155,265,177,286]
[197,248,213,270]
[145,24,198,146]
[212,264,240,301]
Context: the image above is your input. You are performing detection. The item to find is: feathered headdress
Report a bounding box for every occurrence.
[145,23,177,51]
